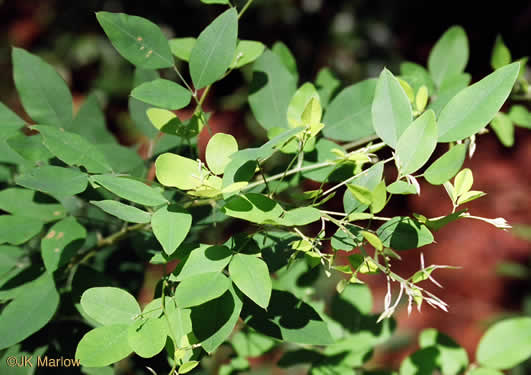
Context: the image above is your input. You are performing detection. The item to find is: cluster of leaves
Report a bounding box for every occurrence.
[1,1,531,374]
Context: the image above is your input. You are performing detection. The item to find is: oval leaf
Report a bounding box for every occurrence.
[323,79,377,142]
[0,273,59,350]
[175,272,231,308]
[176,245,232,281]
[376,216,434,251]
[476,317,531,369]
[437,62,520,142]
[96,12,173,69]
[41,217,86,272]
[81,287,141,326]
[428,26,469,87]
[131,79,191,110]
[169,37,196,61]
[128,318,167,358]
[229,253,272,309]
[189,8,238,89]
[424,144,467,185]
[12,48,72,127]
[0,215,43,245]
[37,125,112,173]
[249,50,297,130]
[91,200,151,224]
[76,324,132,367]
[15,166,89,198]
[372,69,413,149]
[151,204,192,255]
[232,40,265,68]
[206,133,238,175]
[396,109,437,175]
[155,153,204,190]
[91,174,167,206]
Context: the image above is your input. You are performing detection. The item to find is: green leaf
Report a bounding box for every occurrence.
[377,216,434,251]
[454,168,473,197]
[491,35,511,70]
[81,287,141,326]
[76,324,132,367]
[372,69,413,148]
[322,79,377,142]
[97,143,144,173]
[490,112,514,147]
[396,110,437,175]
[400,62,436,94]
[416,85,429,113]
[36,125,112,173]
[387,180,417,195]
[361,231,383,251]
[272,42,299,81]
[343,162,384,213]
[96,12,173,69]
[476,317,531,369]
[175,272,231,308]
[438,63,520,142]
[429,73,471,116]
[301,138,355,183]
[16,166,88,198]
[129,68,160,139]
[457,190,486,206]
[131,79,191,110]
[0,188,65,222]
[331,226,363,251]
[281,206,322,226]
[151,204,192,255]
[179,361,200,374]
[91,200,151,223]
[12,47,72,127]
[6,133,53,164]
[0,215,43,245]
[232,330,275,358]
[424,144,467,185]
[190,8,238,89]
[419,328,469,375]
[400,347,439,375]
[169,37,196,61]
[41,217,86,272]
[287,83,320,127]
[249,50,297,130]
[206,133,239,175]
[468,368,504,375]
[90,174,167,206]
[428,26,469,87]
[201,0,229,4]
[176,245,232,281]
[0,273,59,350]
[509,105,531,128]
[315,67,340,108]
[69,93,116,144]
[347,184,373,206]
[127,317,167,358]
[241,289,334,345]
[155,153,214,190]
[229,253,272,309]
[190,283,243,353]
[232,40,265,68]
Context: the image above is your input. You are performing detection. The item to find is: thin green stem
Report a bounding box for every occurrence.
[173,65,195,95]
[162,280,179,375]
[342,135,380,150]
[244,142,386,192]
[238,0,254,19]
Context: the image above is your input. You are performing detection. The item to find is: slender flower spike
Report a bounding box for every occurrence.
[464,214,512,230]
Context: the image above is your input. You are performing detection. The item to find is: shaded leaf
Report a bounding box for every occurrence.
[376,216,434,251]
[229,253,271,309]
[151,204,192,255]
[76,324,132,367]
[0,216,43,245]
[131,79,191,110]
[12,48,72,127]
[90,200,151,223]
[41,216,86,272]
